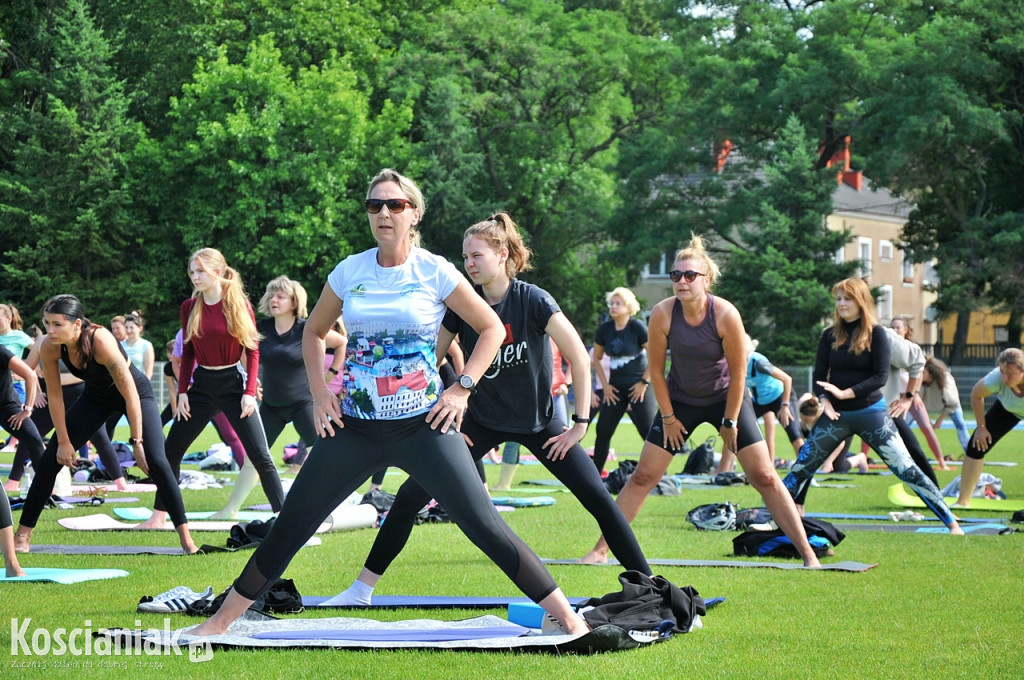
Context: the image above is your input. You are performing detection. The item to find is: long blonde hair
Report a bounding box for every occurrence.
[830,278,875,355]
[463,212,533,279]
[185,248,260,350]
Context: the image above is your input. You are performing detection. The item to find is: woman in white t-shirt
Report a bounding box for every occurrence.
[190,169,589,637]
[955,348,1024,508]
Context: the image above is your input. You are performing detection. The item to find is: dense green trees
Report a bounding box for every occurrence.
[2,0,1021,350]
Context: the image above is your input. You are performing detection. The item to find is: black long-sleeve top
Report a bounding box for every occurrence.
[813,320,890,412]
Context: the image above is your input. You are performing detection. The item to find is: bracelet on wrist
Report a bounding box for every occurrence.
[328,367,340,375]
[662,413,676,422]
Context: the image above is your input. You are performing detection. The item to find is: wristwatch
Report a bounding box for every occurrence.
[571,414,591,424]
[721,418,737,429]
[903,391,915,400]
[457,374,477,393]
[128,436,142,447]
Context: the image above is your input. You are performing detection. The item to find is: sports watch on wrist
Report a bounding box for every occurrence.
[571,414,591,424]
[721,418,737,429]
[903,391,915,400]
[457,374,477,393]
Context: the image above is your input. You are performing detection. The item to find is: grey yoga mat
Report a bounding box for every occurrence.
[542,558,877,572]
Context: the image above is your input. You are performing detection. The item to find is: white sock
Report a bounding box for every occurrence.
[321,580,374,606]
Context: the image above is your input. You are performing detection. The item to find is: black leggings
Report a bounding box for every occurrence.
[10,383,121,482]
[1,403,44,484]
[231,415,558,604]
[158,366,284,512]
[363,413,651,577]
[260,399,316,455]
[966,399,1019,459]
[0,486,12,530]
[893,415,939,486]
[18,389,188,528]
[592,380,658,472]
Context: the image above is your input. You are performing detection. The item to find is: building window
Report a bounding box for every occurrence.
[995,326,1009,343]
[643,247,682,278]
[877,285,892,324]
[901,251,914,284]
[833,245,845,265]
[880,240,893,262]
[857,237,872,278]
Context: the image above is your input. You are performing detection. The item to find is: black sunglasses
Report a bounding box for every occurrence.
[668,269,706,283]
[365,198,415,214]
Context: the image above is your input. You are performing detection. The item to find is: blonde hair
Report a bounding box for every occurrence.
[606,287,640,316]
[998,348,1024,373]
[367,168,425,248]
[185,248,261,350]
[0,304,24,330]
[259,276,309,319]
[674,233,721,286]
[830,278,876,355]
[463,212,533,278]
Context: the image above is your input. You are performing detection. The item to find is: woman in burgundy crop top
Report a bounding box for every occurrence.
[139,248,284,529]
[583,234,821,568]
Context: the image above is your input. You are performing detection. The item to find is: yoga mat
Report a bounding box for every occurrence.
[199,536,321,553]
[833,523,1015,535]
[108,611,658,652]
[805,512,995,524]
[303,595,589,609]
[27,544,187,555]
[542,558,877,572]
[71,483,158,493]
[0,567,129,584]
[55,495,140,504]
[58,513,333,533]
[938,460,1017,467]
[523,479,568,488]
[490,496,555,507]
[114,507,277,522]
[887,483,1024,512]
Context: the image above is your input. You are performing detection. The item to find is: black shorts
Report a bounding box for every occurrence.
[646,396,763,454]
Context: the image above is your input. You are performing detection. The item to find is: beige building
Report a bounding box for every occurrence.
[634,174,938,339]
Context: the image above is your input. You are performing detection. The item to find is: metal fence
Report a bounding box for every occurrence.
[779,363,995,413]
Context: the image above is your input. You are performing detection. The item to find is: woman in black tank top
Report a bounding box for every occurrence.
[13,295,199,554]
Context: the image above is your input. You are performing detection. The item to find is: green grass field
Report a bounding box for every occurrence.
[4,420,1023,679]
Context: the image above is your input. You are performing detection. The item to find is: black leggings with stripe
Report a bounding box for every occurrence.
[363,413,651,577]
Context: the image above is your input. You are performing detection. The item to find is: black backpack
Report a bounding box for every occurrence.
[603,460,637,494]
[733,517,845,558]
[578,570,706,634]
[681,437,716,476]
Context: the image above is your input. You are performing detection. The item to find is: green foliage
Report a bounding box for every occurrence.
[0,0,147,322]
[715,116,857,363]
[133,34,415,336]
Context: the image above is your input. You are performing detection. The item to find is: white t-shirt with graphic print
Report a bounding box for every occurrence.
[327,247,461,420]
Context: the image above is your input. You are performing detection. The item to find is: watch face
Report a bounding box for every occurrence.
[459,375,473,389]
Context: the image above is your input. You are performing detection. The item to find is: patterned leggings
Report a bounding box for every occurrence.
[784,405,956,526]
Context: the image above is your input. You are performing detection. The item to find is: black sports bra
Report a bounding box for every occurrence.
[60,327,128,389]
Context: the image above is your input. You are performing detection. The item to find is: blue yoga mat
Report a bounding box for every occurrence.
[114,507,276,522]
[490,496,555,507]
[303,595,588,609]
[0,568,129,584]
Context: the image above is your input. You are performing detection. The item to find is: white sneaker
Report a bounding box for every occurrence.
[540,611,587,636]
[137,585,213,613]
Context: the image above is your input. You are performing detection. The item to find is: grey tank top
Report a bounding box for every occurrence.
[667,294,730,406]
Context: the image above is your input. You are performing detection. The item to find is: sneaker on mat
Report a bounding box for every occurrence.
[138,585,214,613]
